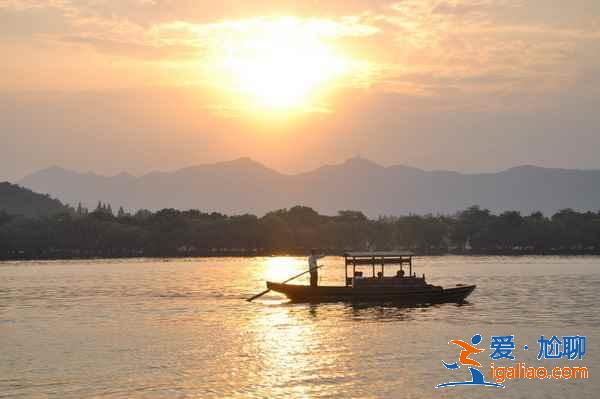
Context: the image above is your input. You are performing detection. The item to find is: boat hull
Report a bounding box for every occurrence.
[266,281,476,304]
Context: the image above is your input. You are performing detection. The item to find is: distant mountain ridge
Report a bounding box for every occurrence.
[16,158,600,217]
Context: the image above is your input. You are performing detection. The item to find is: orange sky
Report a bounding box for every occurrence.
[1,1,600,180]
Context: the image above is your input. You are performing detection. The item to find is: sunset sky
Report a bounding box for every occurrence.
[2,0,600,181]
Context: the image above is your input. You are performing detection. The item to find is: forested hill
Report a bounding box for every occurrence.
[0,182,68,218]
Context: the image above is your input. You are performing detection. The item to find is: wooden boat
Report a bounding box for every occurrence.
[266,252,476,304]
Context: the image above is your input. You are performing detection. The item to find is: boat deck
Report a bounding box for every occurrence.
[266,281,475,304]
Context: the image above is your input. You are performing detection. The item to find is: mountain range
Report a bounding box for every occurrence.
[16,157,600,217]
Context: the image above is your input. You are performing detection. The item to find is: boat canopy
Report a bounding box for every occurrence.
[343,252,415,286]
[344,251,413,258]
[344,252,413,265]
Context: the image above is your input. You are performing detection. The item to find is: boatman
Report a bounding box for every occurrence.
[308,249,325,287]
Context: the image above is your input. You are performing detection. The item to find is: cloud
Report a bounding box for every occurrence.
[1,0,599,110]
[59,35,200,60]
[364,0,600,99]
[2,0,600,183]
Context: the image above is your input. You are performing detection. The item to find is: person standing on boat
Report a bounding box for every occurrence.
[308,249,325,287]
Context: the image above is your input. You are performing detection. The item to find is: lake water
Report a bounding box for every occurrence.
[1,256,598,398]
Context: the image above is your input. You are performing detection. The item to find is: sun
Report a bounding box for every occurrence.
[205,17,358,114]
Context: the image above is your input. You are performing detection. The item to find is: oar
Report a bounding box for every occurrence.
[247,265,324,302]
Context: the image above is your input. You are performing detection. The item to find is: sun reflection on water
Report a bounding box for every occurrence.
[250,308,315,398]
[263,256,306,283]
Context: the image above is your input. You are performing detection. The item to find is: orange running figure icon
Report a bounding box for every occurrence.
[449,339,485,367]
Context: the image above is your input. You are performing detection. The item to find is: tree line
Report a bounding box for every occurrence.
[1,203,600,259]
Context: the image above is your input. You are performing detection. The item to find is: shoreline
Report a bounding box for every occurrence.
[3,249,600,262]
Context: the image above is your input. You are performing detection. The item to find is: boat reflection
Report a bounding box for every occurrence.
[344,301,472,322]
[262,299,472,323]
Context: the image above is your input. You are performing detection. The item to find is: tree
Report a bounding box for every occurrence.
[1,204,599,259]
[492,211,525,250]
[452,206,494,251]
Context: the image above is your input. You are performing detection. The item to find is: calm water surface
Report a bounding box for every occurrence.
[1,256,598,398]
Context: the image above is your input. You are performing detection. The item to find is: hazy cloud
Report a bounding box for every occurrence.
[1,0,599,180]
